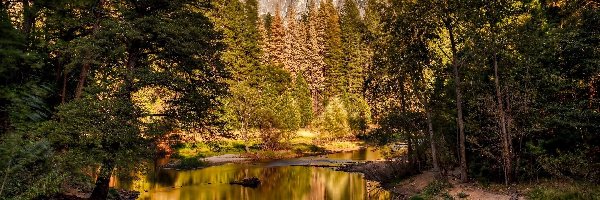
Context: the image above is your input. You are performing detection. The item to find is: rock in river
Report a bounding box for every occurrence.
[230,177,261,188]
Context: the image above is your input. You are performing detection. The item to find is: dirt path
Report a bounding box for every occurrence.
[390,170,516,200]
[390,171,437,196]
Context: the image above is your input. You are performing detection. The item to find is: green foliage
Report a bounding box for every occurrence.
[1,0,227,198]
[176,156,208,170]
[320,0,345,99]
[340,0,367,94]
[317,97,351,140]
[294,74,314,127]
[527,184,600,200]
[366,0,600,185]
[211,0,261,80]
[0,133,64,200]
[342,93,372,134]
[252,65,300,148]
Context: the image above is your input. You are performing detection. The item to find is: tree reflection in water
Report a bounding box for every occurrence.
[112,163,390,200]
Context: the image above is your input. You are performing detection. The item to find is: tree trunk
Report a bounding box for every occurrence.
[426,106,440,173]
[21,0,35,46]
[74,63,90,99]
[61,72,67,104]
[74,0,104,99]
[400,81,416,166]
[124,40,140,99]
[89,159,114,200]
[590,75,598,110]
[241,120,250,152]
[494,54,512,184]
[445,18,468,183]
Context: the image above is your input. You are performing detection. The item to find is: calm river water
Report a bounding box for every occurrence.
[111,148,390,200]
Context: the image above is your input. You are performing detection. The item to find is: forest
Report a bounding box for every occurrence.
[0,0,599,199]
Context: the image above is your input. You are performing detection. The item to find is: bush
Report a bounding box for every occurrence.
[176,156,208,170]
[342,93,371,134]
[318,97,351,140]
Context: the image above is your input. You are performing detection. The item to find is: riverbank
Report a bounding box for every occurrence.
[338,162,600,200]
[166,141,374,170]
[166,129,370,169]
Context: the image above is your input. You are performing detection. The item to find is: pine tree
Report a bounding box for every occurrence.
[211,0,257,80]
[305,0,326,114]
[243,0,263,71]
[258,16,271,66]
[269,5,286,67]
[284,4,302,77]
[340,0,366,95]
[319,0,345,101]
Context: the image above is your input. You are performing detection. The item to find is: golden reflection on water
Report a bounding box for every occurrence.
[111,148,390,200]
[112,164,389,200]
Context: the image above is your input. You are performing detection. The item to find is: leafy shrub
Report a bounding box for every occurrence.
[342,93,371,134]
[317,97,351,140]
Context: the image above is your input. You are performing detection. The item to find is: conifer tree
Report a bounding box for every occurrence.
[319,0,345,101]
[258,16,271,66]
[269,5,286,67]
[284,5,302,77]
[294,73,314,127]
[305,0,326,114]
[211,0,259,80]
[340,0,366,95]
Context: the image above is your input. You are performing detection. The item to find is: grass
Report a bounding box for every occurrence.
[525,180,600,200]
[291,143,326,155]
[176,156,209,170]
[172,139,258,158]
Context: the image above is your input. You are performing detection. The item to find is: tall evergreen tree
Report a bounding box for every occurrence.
[319,0,345,100]
[269,5,286,67]
[305,0,326,114]
[340,0,367,95]
[284,4,302,77]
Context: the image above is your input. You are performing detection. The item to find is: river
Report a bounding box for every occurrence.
[111,148,391,200]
